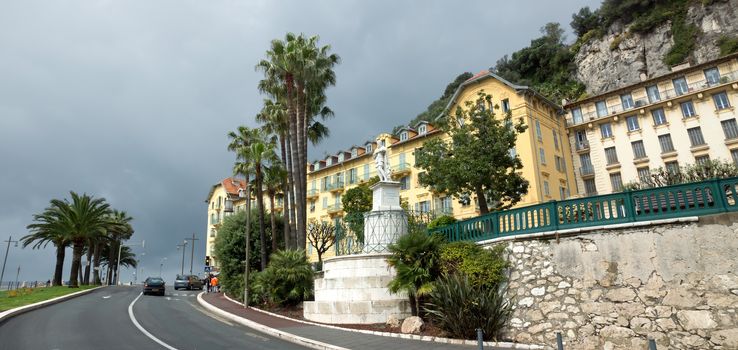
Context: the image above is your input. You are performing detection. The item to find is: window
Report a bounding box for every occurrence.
[439,197,453,214]
[311,179,316,190]
[732,149,738,165]
[322,197,328,209]
[559,186,567,200]
[665,161,680,174]
[646,85,661,103]
[553,131,559,150]
[314,161,320,170]
[338,153,344,162]
[651,108,667,125]
[604,147,619,165]
[658,134,675,153]
[326,157,332,166]
[722,119,738,140]
[673,77,689,95]
[687,127,706,147]
[680,101,696,118]
[508,147,517,159]
[351,148,357,157]
[418,124,427,135]
[572,108,583,124]
[610,173,623,192]
[621,93,634,109]
[704,67,720,85]
[637,167,651,182]
[543,181,550,196]
[626,115,640,131]
[695,155,710,165]
[596,101,608,117]
[579,153,592,167]
[502,99,510,113]
[555,155,564,172]
[399,176,409,190]
[539,148,546,165]
[348,168,357,184]
[632,141,646,159]
[415,200,430,213]
[535,120,542,141]
[600,123,613,138]
[584,179,597,195]
[399,152,406,167]
[365,144,372,153]
[363,164,370,180]
[713,92,731,110]
[310,201,315,213]
[400,132,408,141]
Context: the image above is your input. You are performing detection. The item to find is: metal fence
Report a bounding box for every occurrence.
[334,210,437,256]
[432,177,738,242]
[0,280,47,291]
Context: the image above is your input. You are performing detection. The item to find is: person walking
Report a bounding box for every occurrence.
[205,274,212,293]
[211,275,219,293]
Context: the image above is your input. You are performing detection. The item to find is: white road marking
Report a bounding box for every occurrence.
[245,332,269,341]
[102,296,111,299]
[166,297,171,301]
[128,292,179,350]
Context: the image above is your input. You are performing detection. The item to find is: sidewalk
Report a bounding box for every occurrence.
[200,292,538,350]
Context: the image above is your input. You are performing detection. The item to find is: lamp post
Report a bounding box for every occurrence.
[185,233,199,275]
[116,240,145,285]
[159,258,167,277]
[1,236,19,289]
[176,241,187,276]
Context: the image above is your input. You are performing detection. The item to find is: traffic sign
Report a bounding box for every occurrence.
[204,266,212,272]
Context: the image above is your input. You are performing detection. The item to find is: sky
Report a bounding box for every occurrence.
[0,0,600,284]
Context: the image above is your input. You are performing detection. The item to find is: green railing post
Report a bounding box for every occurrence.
[549,201,559,230]
[713,178,729,212]
[625,190,637,222]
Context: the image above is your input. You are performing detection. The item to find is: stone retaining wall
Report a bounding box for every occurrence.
[490,214,738,349]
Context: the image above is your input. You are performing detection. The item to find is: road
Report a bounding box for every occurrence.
[0,285,307,350]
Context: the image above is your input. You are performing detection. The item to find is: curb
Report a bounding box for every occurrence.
[221,293,545,350]
[197,292,348,350]
[0,286,105,324]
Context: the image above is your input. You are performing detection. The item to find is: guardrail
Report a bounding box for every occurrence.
[431,177,738,242]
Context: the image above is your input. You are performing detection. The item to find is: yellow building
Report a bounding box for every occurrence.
[564,53,738,196]
[204,177,248,268]
[305,70,576,261]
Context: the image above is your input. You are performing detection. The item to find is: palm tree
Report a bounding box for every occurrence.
[249,137,279,269]
[23,203,71,286]
[101,210,133,285]
[100,244,137,278]
[59,192,112,288]
[264,163,287,252]
[257,33,340,252]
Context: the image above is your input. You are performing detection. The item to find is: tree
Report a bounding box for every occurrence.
[213,209,267,301]
[23,203,71,286]
[306,220,336,265]
[102,210,133,285]
[263,163,287,253]
[415,91,529,215]
[340,176,379,243]
[249,136,280,269]
[570,6,601,37]
[257,33,340,251]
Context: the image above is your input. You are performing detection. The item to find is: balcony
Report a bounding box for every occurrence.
[575,140,590,153]
[579,165,595,178]
[306,189,319,199]
[326,181,345,193]
[391,162,412,178]
[326,203,343,214]
[565,70,738,127]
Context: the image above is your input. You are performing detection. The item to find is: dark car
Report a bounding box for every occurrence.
[143,277,166,296]
[174,274,203,290]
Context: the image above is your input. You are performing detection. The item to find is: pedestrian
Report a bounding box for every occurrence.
[206,274,212,293]
[211,275,219,293]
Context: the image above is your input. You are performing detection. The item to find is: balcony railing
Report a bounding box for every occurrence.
[575,140,590,151]
[431,176,738,243]
[579,165,595,177]
[391,162,412,177]
[306,189,319,198]
[566,70,738,127]
[326,181,345,192]
[326,203,343,213]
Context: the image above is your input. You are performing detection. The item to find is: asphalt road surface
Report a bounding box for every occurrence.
[0,285,307,350]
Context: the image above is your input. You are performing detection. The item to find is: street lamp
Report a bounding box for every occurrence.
[176,241,187,276]
[116,240,145,285]
[159,257,167,277]
[1,236,19,288]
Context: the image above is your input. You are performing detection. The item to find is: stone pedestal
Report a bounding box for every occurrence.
[303,181,411,324]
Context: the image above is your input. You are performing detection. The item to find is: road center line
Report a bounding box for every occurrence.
[128,292,180,350]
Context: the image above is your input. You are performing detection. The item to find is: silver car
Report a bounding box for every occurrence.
[173,274,203,290]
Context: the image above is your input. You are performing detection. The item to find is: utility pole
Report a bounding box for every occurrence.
[1,236,19,288]
[185,233,199,275]
[177,241,187,276]
[14,266,20,288]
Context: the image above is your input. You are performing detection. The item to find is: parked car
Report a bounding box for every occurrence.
[173,274,203,290]
[143,277,165,296]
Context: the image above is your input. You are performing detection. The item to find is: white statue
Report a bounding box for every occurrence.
[373,140,389,182]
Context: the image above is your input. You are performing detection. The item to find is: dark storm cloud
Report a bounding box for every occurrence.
[0,0,599,282]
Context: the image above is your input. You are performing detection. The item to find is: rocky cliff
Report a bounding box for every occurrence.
[574,0,738,96]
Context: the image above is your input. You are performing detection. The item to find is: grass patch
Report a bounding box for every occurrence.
[718,35,738,55]
[0,286,98,311]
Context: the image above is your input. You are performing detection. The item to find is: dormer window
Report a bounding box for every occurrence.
[338,153,344,162]
[400,132,408,141]
[418,125,426,135]
[314,161,320,170]
[326,158,332,166]
[351,148,358,157]
[366,144,373,153]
